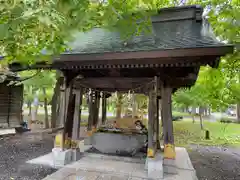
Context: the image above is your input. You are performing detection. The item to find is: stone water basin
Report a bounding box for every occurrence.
[91,130,147,156]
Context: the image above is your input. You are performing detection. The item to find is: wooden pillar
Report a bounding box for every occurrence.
[148,90,155,158]
[87,90,99,136]
[65,93,75,138]
[160,100,164,127]
[154,76,160,149]
[59,85,65,127]
[72,88,83,141]
[161,86,175,159]
[61,79,74,150]
[102,92,107,124]
[156,97,160,149]
[54,80,66,149]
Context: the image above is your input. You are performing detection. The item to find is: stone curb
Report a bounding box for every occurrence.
[23,127,64,135]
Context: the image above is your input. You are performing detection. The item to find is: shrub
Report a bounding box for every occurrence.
[219,118,235,124]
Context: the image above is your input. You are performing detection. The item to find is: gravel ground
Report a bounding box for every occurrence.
[189,145,240,180]
[0,133,57,180]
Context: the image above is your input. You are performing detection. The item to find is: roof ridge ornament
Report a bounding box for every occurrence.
[152,5,203,23]
[195,5,203,22]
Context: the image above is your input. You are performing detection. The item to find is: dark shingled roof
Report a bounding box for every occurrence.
[64,5,228,55]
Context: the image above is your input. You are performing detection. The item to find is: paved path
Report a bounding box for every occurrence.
[43,147,197,180]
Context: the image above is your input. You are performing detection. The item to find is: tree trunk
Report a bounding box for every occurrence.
[208,108,211,115]
[27,101,32,116]
[192,115,195,123]
[199,107,204,130]
[30,100,38,130]
[132,94,137,118]
[237,103,240,123]
[51,76,61,128]
[200,114,204,129]
[116,92,122,119]
[191,107,196,123]
[43,88,49,129]
[31,97,38,118]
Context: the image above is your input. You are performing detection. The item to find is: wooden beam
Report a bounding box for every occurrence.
[10,54,228,72]
[57,46,233,62]
[73,76,197,91]
[161,86,175,159]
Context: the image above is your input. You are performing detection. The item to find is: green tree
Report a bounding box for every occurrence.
[187,0,239,121]
[173,89,192,113]
[19,70,56,128]
[135,94,148,119]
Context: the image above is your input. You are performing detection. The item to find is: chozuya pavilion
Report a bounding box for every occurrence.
[9,5,233,179]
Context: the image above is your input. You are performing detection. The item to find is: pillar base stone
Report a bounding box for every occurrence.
[52,148,73,168]
[163,158,177,174]
[52,148,82,168]
[144,153,163,179]
[71,149,82,161]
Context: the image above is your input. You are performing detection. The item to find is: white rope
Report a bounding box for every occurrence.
[78,79,155,94]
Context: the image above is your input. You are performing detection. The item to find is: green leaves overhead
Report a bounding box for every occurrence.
[0,0,156,64]
[19,70,56,88]
[0,0,91,63]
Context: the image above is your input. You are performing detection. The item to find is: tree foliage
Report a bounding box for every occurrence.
[174,0,239,113]
[0,0,159,64]
[19,70,56,104]
[1,0,237,64]
[173,65,237,112]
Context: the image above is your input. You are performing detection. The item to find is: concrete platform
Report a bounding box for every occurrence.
[42,147,198,180]
[27,140,92,168]
[0,128,16,136]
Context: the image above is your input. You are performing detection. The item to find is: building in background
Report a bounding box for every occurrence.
[0,70,23,128]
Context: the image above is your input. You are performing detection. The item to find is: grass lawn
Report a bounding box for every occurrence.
[23,114,112,127]
[23,111,240,147]
[172,111,190,117]
[174,120,240,147]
